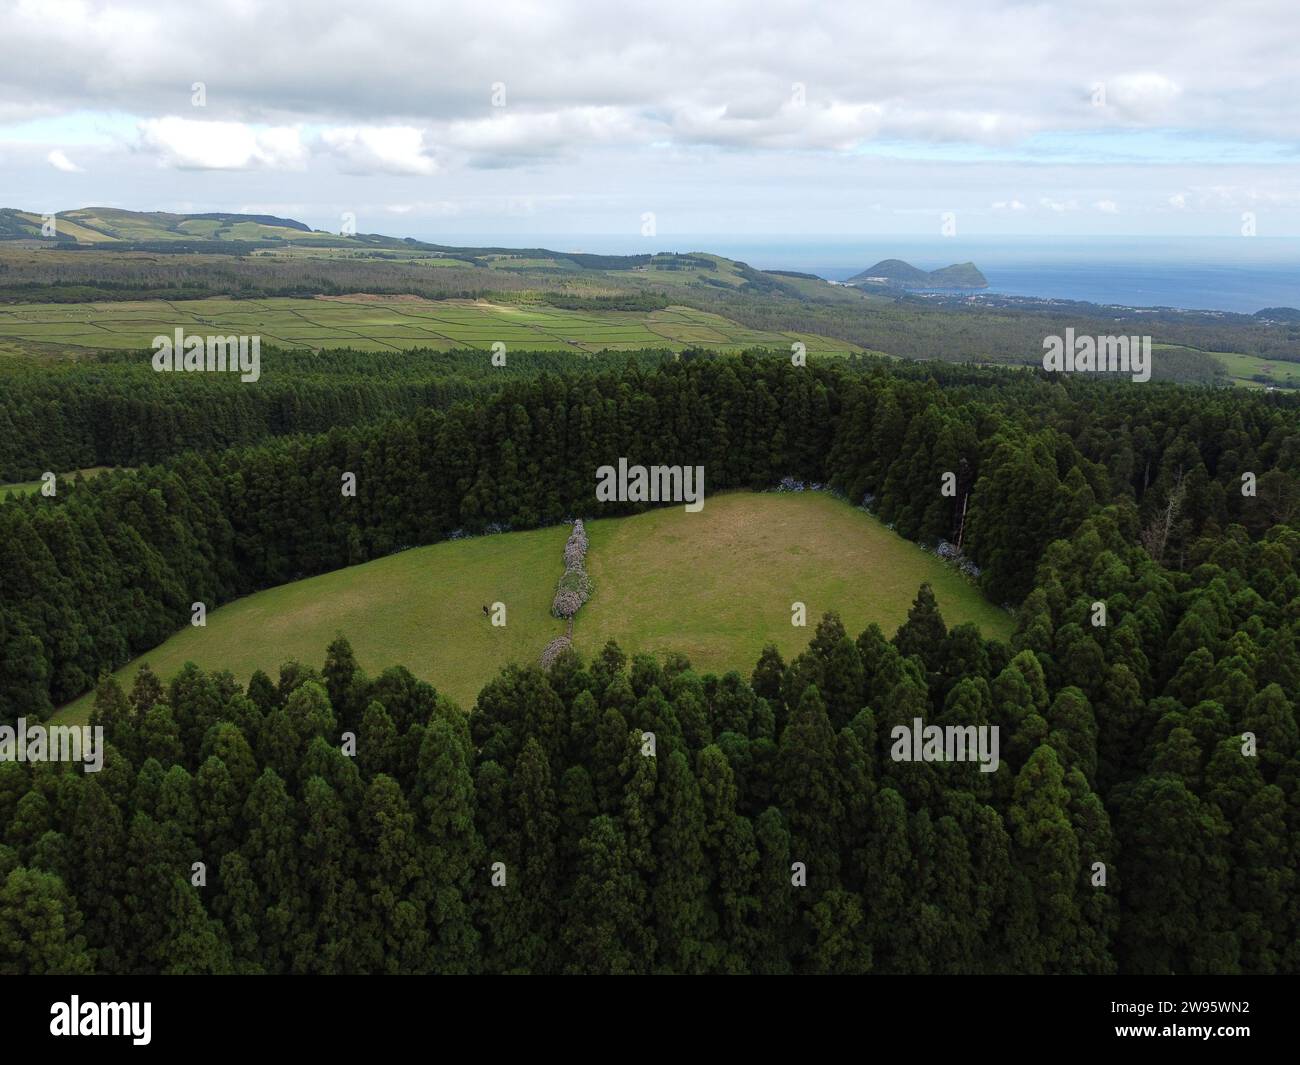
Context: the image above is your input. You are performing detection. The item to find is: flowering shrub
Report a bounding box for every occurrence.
[564,519,589,568]
[552,589,583,619]
[551,519,594,619]
[936,539,982,578]
[552,564,593,618]
[448,523,511,541]
[774,477,840,498]
[558,565,592,593]
[540,635,572,670]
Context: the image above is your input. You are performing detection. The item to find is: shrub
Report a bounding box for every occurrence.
[540,635,572,669]
[552,520,593,618]
[552,589,584,619]
[564,519,589,568]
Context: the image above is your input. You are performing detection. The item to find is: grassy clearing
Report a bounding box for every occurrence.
[577,492,1012,678]
[53,492,1009,725]
[56,524,570,725]
[0,466,122,497]
[1147,342,1299,389]
[0,295,861,359]
[1208,348,1300,389]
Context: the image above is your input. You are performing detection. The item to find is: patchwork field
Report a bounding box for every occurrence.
[1209,348,1300,389]
[0,295,861,358]
[54,491,1009,724]
[1147,342,1299,389]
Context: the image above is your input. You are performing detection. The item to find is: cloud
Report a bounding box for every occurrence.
[137,117,306,170]
[1094,199,1119,213]
[672,100,884,151]
[47,149,82,172]
[1104,73,1182,120]
[1,1,1298,236]
[4,1,1296,148]
[879,108,1035,145]
[370,200,462,217]
[1169,184,1300,210]
[320,126,438,175]
[442,107,653,163]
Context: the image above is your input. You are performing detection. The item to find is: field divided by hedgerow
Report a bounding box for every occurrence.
[55,492,1009,724]
[0,295,861,358]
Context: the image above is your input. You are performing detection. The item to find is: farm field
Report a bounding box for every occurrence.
[1208,348,1300,389]
[54,491,1010,725]
[0,295,862,358]
[1147,342,1299,389]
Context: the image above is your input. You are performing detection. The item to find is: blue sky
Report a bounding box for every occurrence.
[1,0,1298,244]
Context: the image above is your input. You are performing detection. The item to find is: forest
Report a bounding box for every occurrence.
[1,351,1297,974]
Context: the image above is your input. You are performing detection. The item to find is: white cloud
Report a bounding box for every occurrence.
[1094,199,1119,213]
[321,126,438,175]
[1172,184,1300,210]
[47,149,82,172]
[376,200,461,216]
[4,1,1294,147]
[1105,73,1182,120]
[0,1,1297,236]
[673,100,885,151]
[137,117,307,170]
[880,108,1035,145]
[443,107,652,161]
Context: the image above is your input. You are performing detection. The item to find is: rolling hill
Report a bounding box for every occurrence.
[848,259,988,290]
[0,206,745,271]
[0,206,316,244]
[0,206,837,303]
[54,491,1010,724]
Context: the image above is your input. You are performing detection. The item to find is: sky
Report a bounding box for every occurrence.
[1,0,1298,247]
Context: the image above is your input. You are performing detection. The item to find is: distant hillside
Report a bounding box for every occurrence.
[848,258,987,290]
[0,206,820,295]
[1255,306,1300,322]
[0,206,321,244]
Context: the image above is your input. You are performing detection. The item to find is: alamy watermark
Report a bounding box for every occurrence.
[50,997,150,1045]
[0,718,104,772]
[596,458,704,512]
[1043,327,1151,383]
[890,717,1000,773]
[152,328,261,383]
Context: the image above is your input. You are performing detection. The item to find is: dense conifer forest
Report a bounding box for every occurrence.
[2,352,1297,973]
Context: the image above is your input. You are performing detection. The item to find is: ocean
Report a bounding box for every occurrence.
[417,233,1299,315]
[692,237,1300,315]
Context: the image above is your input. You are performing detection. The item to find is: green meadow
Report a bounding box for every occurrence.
[0,466,122,497]
[55,492,1009,725]
[0,295,861,358]
[576,492,1012,678]
[1209,349,1300,389]
[57,522,570,725]
[1147,341,1299,389]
